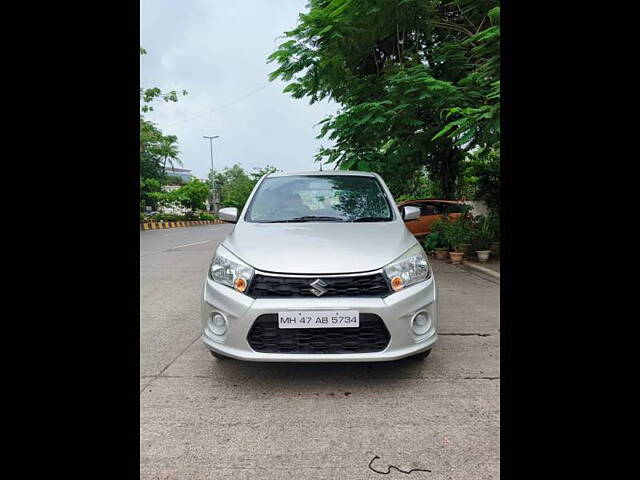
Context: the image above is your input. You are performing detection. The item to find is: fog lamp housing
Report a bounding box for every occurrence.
[210,312,228,336]
[411,312,430,335]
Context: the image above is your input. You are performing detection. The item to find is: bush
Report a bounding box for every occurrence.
[198,212,216,221]
[470,215,493,250]
[488,211,500,242]
[164,179,210,212]
[154,213,182,222]
[432,216,472,251]
[423,232,447,252]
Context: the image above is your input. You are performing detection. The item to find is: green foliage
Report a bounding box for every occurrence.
[140,177,164,211]
[139,46,188,113]
[423,232,447,251]
[268,0,500,200]
[153,213,184,222]
[431,215,472,251]
[209,164,279,211]
[487,210,500,242]
[431,218,452,250]
[168,179,211,212]
[463,144,500,212]
[434,6,500,147]
[140,46,188,213]
[470,214,493,250]
[198,212,217,221]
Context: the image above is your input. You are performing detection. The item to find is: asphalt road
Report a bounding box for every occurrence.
[140,225,500,479]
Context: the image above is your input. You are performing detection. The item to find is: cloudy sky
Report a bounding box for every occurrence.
[140,0,338,179]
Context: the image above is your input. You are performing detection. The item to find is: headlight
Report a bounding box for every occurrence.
[209,245,254,293]
[383,244,431,292]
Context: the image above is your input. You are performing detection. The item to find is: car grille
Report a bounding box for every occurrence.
[247,273,391,298]
[247,314,391,354]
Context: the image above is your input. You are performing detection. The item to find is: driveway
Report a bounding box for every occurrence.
[140,225,499,479]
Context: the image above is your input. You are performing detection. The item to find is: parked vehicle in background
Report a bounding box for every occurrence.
[396,199,468,238]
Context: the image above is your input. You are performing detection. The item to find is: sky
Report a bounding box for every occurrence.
[140,0,338,180]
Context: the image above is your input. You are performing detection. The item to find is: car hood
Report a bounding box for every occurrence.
[222,221,418,274]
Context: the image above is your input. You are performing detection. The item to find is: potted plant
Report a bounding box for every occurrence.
[456,204,474,255]
[471,215,492,262]
[487,212,500,257]
[425,222,449,260]
[444,220,468,265]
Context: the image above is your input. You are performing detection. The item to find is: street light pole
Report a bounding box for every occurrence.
[203,135,220,212]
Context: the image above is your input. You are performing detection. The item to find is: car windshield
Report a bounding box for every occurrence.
[245,175,394,223]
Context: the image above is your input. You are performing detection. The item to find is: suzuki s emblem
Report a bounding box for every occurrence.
[310,279,328,297]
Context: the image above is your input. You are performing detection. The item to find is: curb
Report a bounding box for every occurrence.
[140,219,225,231]
[463,261,501,280]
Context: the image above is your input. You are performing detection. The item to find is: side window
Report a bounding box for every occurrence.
[420,203,440,216]
[443,203,463,214]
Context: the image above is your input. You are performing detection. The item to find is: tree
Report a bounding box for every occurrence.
[208,164,279,211]
[139,46,187,113]
[153,135,182,175]
[268,0,500,199]
[169,179,210,212]
[140,177,164,211]
[140,46,187,212]
[462,144,500,211]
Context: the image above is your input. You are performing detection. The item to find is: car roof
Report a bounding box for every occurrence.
[267,170,377,178]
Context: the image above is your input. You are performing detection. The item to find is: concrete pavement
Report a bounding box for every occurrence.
[140,226,500,479]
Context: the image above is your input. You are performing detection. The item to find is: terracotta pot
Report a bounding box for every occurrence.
[490,242,500,257]
[449,251,464,265]
[435,248,449,261]
[476,250,491,263]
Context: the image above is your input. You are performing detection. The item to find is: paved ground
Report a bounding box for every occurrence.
[475,259,500,273]
[140,225,500,479]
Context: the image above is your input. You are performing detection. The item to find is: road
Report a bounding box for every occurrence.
[140,225,500,479]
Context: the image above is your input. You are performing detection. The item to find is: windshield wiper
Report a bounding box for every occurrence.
[281,216,344,222]
[352,216,391,222]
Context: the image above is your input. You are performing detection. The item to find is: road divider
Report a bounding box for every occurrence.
[141,219,225,231]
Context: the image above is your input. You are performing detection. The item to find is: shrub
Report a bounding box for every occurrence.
[423,232,447,252]
[148,213,184,222]
[432,216,472,251]
[198,212,216,221]
[430,219,452,250]
[488,211,500,242]
[470,215,493,250]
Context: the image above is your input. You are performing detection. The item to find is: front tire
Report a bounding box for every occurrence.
[209,350,228,360]
[412,348,432,360]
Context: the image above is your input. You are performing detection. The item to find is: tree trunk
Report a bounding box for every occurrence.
[438,145,460,199]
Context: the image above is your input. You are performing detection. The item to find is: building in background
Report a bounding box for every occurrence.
[165,167,192,184]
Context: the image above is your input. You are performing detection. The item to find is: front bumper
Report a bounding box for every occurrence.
[201,273,437,362]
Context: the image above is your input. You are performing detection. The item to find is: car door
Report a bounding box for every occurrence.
[418,202,443,234]
[440,202,463,222]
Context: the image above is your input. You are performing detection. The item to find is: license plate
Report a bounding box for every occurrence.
[278,310,359,329]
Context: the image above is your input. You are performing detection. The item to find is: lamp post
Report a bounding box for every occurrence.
[203,135,220,212]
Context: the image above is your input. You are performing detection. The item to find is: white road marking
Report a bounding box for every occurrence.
[171,240,211,249]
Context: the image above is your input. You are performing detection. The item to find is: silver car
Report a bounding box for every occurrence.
[201,170,437,362]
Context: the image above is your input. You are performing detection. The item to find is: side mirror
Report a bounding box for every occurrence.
[402,205,421,221]
[218,207,238,223]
